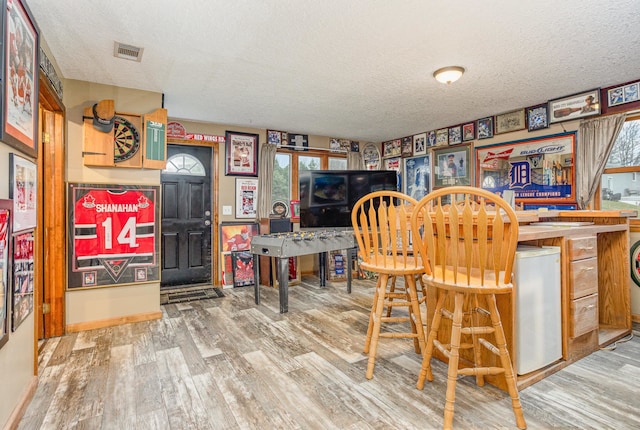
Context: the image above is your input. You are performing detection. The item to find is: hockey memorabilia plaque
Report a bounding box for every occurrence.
[67,183,160,289]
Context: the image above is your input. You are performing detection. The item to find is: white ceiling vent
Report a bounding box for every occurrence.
[113,42,144,62]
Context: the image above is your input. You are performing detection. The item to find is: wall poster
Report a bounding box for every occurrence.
[9,153,37,232]
[403,154,431,200]
[67,183,160,289]
[2,0,40,158]
[231,251,255,287]
[235,177,258,219]
[475,132,576,205]
[12,229,33,331]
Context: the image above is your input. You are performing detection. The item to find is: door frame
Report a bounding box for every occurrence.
[165,139,219,286]
[39,72,66,344]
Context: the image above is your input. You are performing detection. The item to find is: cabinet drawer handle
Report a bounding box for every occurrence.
[582,304,596,312]
[578,246,594,251]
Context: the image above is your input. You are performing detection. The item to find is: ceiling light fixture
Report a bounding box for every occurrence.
[433,66,465,84]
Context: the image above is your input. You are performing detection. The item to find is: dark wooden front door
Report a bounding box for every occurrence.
[161,145,212,288]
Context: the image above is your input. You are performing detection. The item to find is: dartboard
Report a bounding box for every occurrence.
[113,116,140,162]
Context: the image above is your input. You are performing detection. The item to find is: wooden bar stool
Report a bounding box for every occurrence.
[351,191,426,379]
[411,186,526,430]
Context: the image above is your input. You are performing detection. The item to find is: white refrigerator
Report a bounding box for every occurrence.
[514,245,562,375]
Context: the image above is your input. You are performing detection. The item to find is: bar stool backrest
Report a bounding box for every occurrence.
[411,186,519,289]
[351,190,420,272]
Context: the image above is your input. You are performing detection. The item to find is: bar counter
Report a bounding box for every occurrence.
[428,209,634,390]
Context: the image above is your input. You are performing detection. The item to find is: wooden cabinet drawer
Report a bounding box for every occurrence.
[568,236,597,261]
[569,257,598,299]
[570,294,598,338]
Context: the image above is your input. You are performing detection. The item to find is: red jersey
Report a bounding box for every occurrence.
[73,189,155,262]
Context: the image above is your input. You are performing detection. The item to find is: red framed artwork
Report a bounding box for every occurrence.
[2,0,39,158]
[67,183,160,289]
[220,222,259,252]
[231,251,255,288]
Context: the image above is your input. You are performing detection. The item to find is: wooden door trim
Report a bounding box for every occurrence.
[39,73,66,342]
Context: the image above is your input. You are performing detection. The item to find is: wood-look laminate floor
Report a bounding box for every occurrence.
[19,276,640,429]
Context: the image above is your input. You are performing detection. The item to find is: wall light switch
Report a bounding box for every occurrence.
[222,205,232,215]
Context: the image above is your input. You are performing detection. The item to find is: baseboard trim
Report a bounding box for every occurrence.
[66,311,162,333]
[3,376,37,430]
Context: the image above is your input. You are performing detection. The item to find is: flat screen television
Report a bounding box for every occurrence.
[299,170,398,229]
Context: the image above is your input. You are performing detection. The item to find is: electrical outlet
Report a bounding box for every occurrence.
[222,205,232,215]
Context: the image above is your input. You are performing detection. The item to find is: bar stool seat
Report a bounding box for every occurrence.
[411,186,526,430]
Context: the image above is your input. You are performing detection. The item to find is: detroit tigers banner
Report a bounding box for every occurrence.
[475,132,577,206]
[67,183,160,289]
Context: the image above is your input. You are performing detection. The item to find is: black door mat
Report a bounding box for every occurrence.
[160,286,225,305]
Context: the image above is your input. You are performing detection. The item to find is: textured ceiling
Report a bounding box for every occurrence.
[26,0,640,142]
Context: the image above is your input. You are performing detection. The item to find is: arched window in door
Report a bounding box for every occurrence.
[163,153,206,176]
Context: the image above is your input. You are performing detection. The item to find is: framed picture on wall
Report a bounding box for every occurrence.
[67,183,160,289]
[288,133,308,151]
[267,129,282,145]
[433,144,472,188]
[526,103,549,131]
[413,133,427,155]
[383,139,401,158]
[225,130,259,176]
[8,153,37,232]
[462,122,475,142]
[448,125,462,145]
[2,0,40,158]
[231,251,255,288]
[403,154,430,200]
[436,128,449,146]
[220,222,259,252]
[426,130,436,147]
[495,109,526,134]
[235,178,258,219]
[0,200,12,349]
[383,156,401,172]
[401,136,413,157]
[12,229,34,331]
[607,81,639,107]
[549,88,601,123]
[477,117,494,139]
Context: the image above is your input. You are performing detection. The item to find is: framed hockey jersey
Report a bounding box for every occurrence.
[67,183,160,289]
